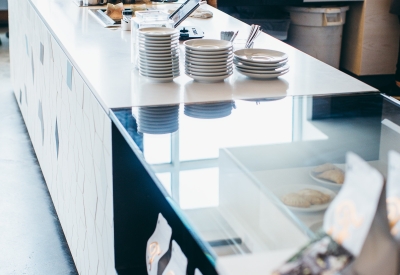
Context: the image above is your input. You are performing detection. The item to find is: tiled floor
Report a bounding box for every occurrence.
[0,28,78,274]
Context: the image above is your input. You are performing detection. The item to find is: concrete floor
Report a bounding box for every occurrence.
[0,28,78,274]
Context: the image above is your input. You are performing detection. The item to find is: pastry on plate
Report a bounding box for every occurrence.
[282,193,311,208]
[298,189,330,205]
[317,169,345,184]
[312,163,339,173]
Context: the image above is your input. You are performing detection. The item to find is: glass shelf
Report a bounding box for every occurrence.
[111,92,398,272]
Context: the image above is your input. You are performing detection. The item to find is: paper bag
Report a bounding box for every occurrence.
[146,213,173,275]
[324,152,397,275]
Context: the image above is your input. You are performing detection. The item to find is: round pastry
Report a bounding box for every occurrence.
[298,189,330,205]
[312,163,338,173]
[317,169,345,184]
[282,193,311,208]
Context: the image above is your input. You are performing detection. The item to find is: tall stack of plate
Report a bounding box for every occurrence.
[233,49,289,80]
[138,27,180,83]
[184,39,233,83]
[137,105,179,134]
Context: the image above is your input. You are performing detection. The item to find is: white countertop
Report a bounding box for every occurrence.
[29,0,377,111]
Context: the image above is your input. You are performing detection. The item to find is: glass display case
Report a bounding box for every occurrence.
[110,92,398,275]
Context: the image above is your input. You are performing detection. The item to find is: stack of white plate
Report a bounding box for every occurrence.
[184,39,233,83]
[137,105,179,134]
[233,49,289,80]
[138,27,180,83]
[184,101,235,119]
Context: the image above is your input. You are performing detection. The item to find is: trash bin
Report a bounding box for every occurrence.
[286,6,349,68]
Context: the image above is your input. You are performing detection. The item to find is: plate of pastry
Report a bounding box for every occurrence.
[309,163,345,188]
[276,184,336,213]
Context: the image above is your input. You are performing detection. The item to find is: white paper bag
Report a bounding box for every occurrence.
[146,213,173,275]
[387,150,400,241]
[161,240,188,275]
[323,152,383,256]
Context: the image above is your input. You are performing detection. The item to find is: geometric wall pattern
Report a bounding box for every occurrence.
[8,1,115,274]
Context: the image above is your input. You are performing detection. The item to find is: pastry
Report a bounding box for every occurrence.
[106,3,124,20]
[298,189,330,204]
[282,193,311,208]
[317,169,345,184]
[313,163,339,173]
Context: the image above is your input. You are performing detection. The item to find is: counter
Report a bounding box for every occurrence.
[7,0,385,274]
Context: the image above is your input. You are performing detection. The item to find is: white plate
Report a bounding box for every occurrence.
[140,71,180,78]
[185,72,233,83]
[309,170,344,189]
[139,38,179,44]
[139,51,179,58]
[139,48,179,54]
[186,56,232,63]
[234,49,288,64]
[234,61,288,70]
[234,58,288,68]
[142,76,178,83]
[139,54,179,61]
[235,64,290,74]
[138,38,179,44]
[186,59,233,66]
[138,27,178,37]
[236,68,289,79]
[138,33,180,40]
[184,39,232,51]
[185,52,232,59]
[140,56,179,62]
[186,66,231,73]
[186,63,232,70]
[186,68,233,76]
[140,68,180,75]
[140,63,180,69]
[138,44,179,51]
[185,48,233,56]
[140,62,180,68]
[274,184,336,213]
[140,59,180,66]
[140,65,180,71]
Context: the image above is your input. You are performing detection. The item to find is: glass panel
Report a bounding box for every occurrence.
[156,172,172,195]
[143,133,171,164]
[179,168,219,209]
[179,99,294,161]
[112,93,388,262]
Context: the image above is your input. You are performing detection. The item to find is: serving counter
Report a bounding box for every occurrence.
[6,0,390,274]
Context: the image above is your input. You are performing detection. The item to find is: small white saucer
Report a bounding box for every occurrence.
[185,52,232,59]
[234,49,288,64]
[186,55,232,63]
[236,64,290,74]
[185,68,233,76]
[138,27,178,37]
[236,68,289,79]
[184,39,232,51]
[185,72,233,83]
